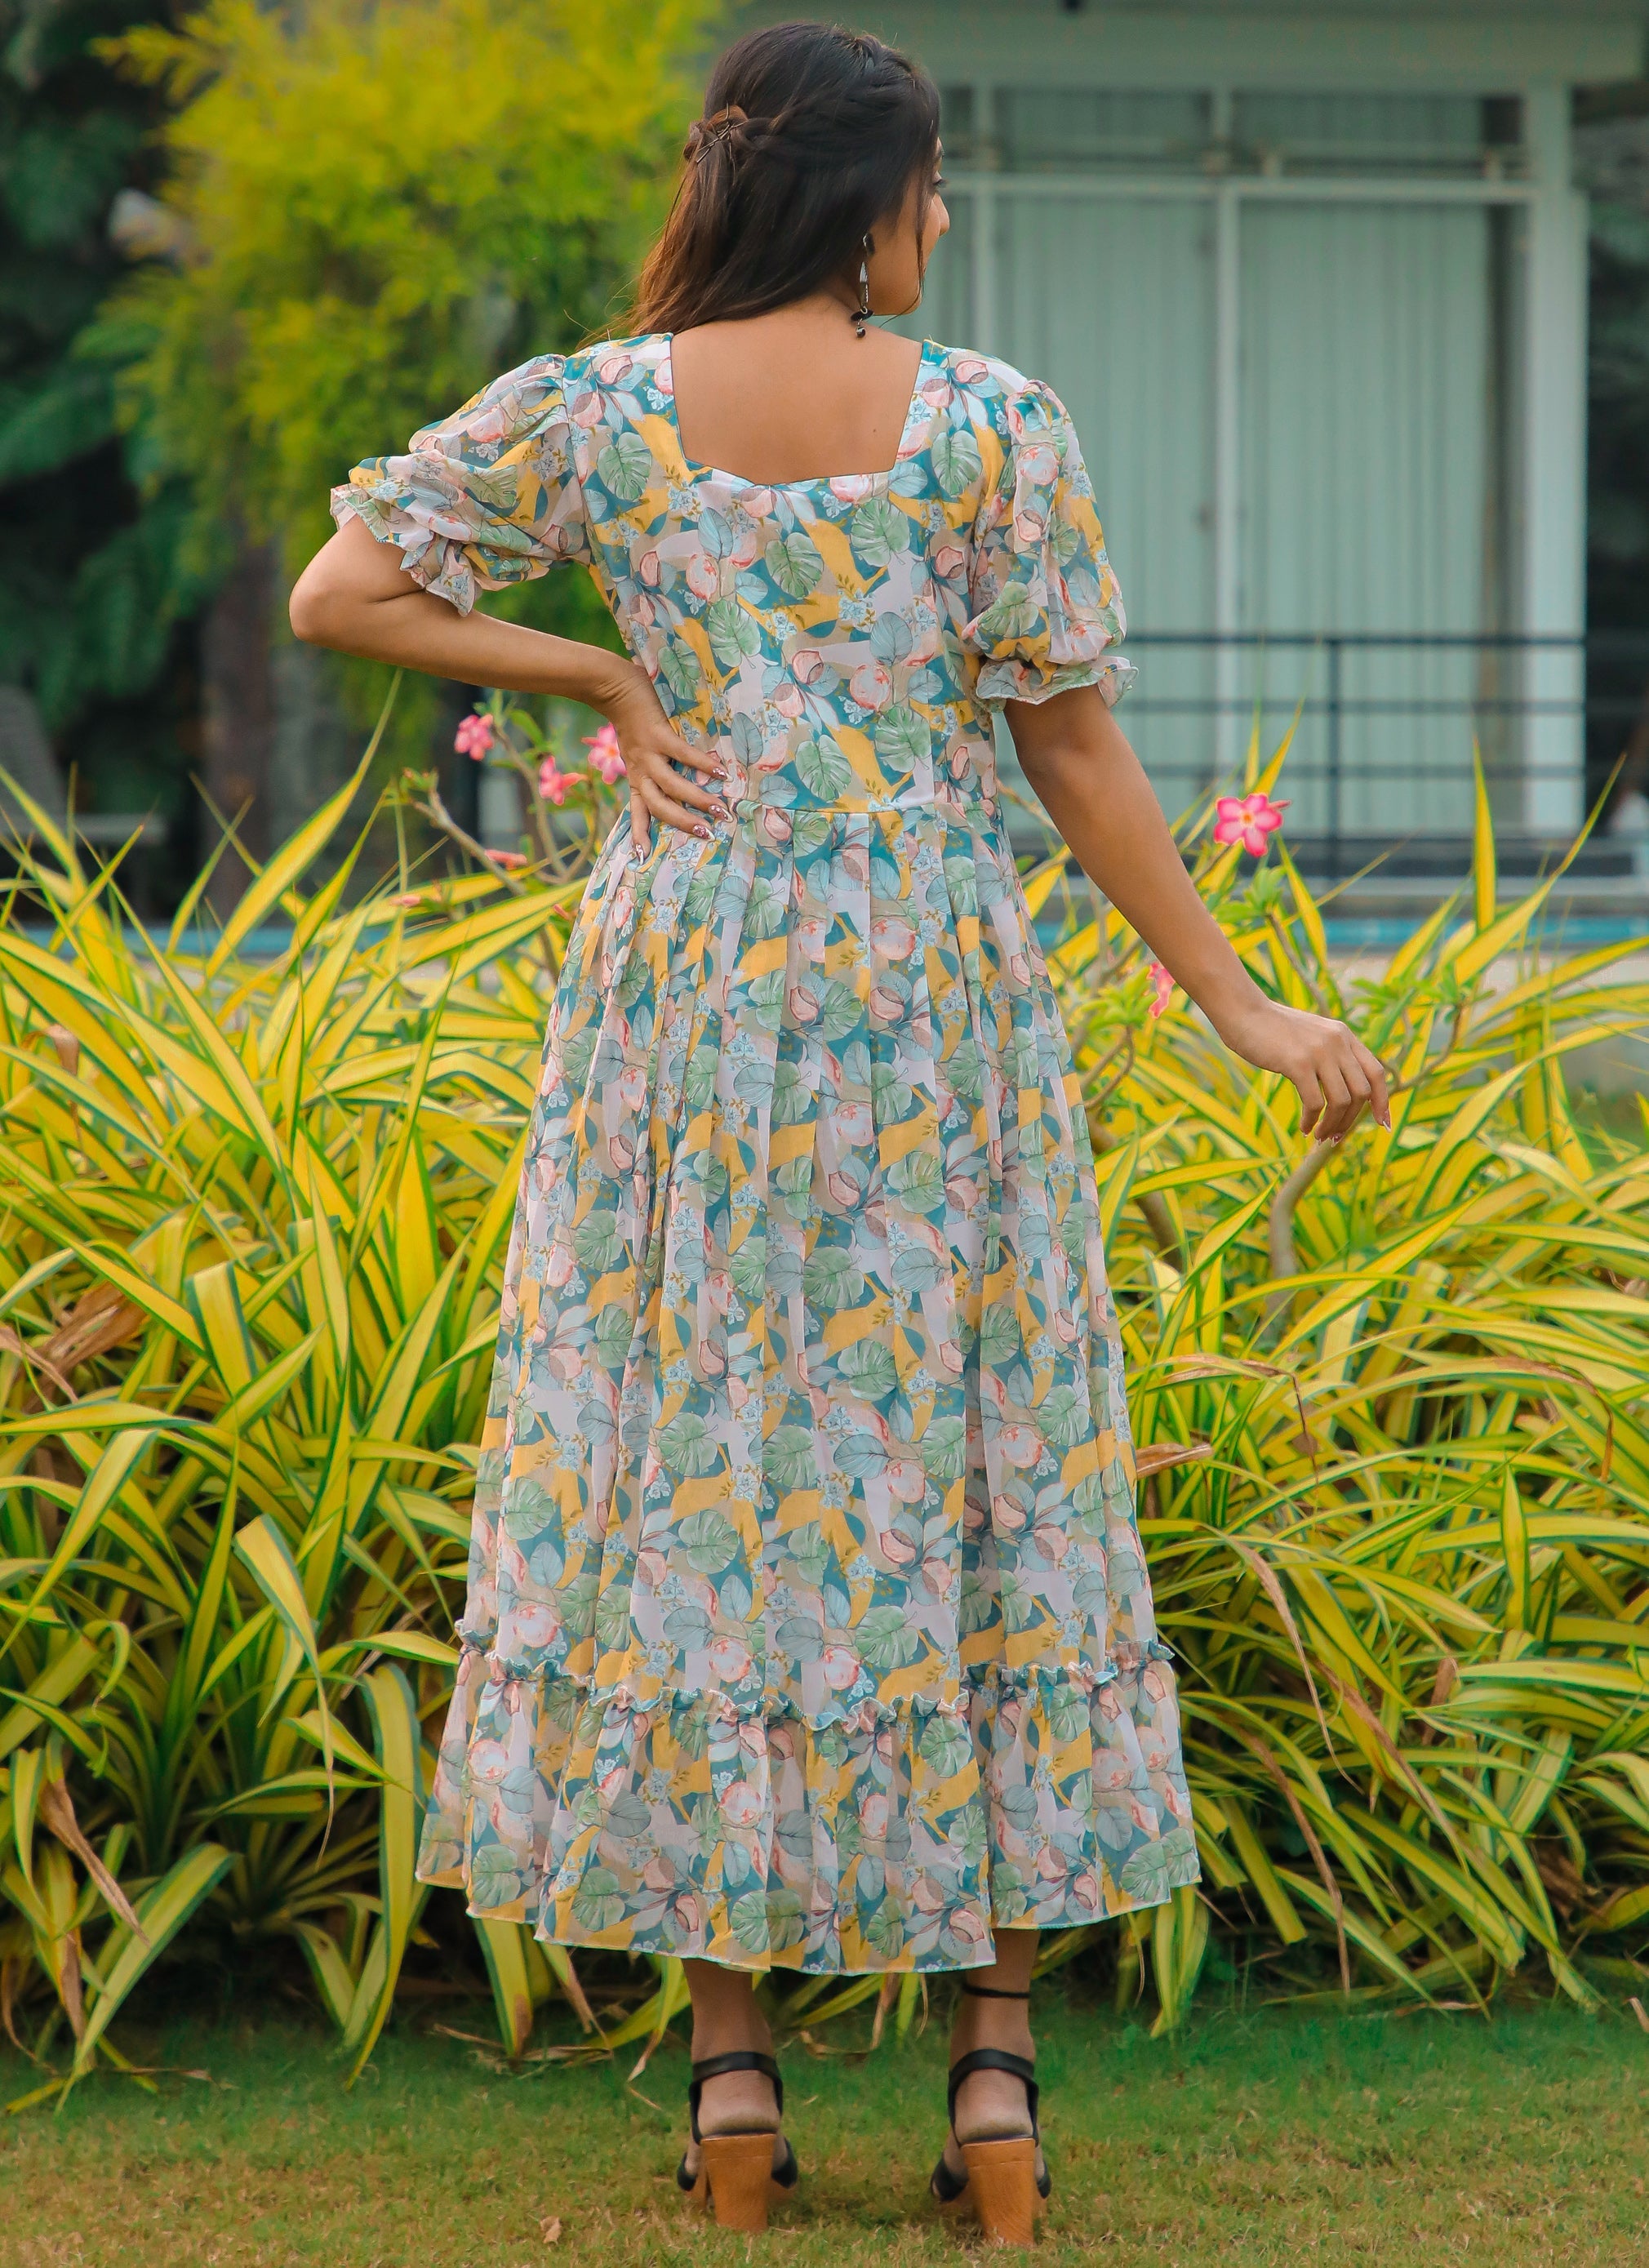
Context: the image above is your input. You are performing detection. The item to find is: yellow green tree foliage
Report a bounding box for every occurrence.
[107,0,718,594]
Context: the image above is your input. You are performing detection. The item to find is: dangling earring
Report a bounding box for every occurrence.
[855,234,872,337]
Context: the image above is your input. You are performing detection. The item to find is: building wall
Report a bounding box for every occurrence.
[745,4,1647,838]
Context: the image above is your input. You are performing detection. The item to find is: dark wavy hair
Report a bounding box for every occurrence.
[631,22,942,334]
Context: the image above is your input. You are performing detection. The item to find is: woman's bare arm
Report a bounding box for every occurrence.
[288,516,727,849]
[1007,686,1389,1143]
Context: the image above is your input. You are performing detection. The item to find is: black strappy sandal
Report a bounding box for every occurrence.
[929,1981,1051,2246]
[674,2050,799,2232]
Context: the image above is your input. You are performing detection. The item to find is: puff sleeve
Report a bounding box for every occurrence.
[962,380,1135,708]
[330,354,590,614]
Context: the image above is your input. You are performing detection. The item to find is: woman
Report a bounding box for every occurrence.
[291,21,1388,2242]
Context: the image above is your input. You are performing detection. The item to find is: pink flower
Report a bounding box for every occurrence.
[538,758,581,805]
[582,722,627,783]
[1213,789,1289,857]
[455,711,495,761]
[820,1644,860,1692]
[869,914,916,961]
[720,1781,763,1829]
[485,847,527,868]
[1147,960,1175,1019]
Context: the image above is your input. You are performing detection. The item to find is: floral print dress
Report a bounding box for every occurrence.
[334,331,1198,1973]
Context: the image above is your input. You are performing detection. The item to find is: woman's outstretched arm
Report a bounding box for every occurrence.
[1008,685,1389,1144]
[288,515,727,849]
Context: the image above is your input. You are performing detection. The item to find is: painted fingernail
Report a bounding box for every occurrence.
[695,823,709,838]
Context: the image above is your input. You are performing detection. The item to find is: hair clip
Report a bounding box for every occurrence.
[686,103,749,162]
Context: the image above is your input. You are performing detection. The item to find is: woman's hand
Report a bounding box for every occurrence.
[1207,994,1390,1143]
[607,671,729,856]
[1007,691,1390,1145]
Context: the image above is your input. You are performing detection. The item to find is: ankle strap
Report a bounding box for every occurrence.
[962,1981,1030,1999]
[687,2050,783,2142]
[947,2046,1040,2137]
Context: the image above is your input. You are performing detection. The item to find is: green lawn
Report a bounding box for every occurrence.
[5,1992,1647,2266]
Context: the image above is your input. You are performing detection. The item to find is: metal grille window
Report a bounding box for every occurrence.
[1230,92,1527,179]
[905,76,1585,846]
[993,89,1214,174]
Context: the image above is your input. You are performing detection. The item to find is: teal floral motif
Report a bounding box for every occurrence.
[334,331,1198,1972]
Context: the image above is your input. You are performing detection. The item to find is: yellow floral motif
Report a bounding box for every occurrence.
[334,331,1198,1972]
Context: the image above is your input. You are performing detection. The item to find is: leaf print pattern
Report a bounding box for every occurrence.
[333,331,1197,1973]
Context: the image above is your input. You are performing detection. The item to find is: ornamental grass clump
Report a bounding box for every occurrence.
[0,727,1646,2105]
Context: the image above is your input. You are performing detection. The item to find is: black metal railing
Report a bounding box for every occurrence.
[1112,629,1649,884]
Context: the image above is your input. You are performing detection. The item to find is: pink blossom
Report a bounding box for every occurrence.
[1147,960,1176,1019]
[709,1634,752,1683]
[719,1781,763,1829]
[455,712,495,761]
[820,1644,860,1692]
[869,914,916,961]
[1213,789,1289,857]
[582,722,627,783]
[538,757,581,805]
[485,847,528,867]
[830,1100,873,1145]
[879,1523,918,1568]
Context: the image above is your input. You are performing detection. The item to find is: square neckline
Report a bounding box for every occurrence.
[660,333,937,495]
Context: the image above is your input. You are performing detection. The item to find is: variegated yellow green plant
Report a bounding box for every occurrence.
[0,725,1645,2107]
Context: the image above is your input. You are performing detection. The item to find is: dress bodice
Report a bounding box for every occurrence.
[336,332,1134,825]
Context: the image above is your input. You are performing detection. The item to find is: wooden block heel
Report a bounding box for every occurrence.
[699,2132,781,2231]
[961,2137,1041,2246]
[929,1983,1050,2247]
[674,2048,800,2233]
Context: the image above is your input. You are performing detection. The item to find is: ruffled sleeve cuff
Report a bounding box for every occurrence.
[329,352,589,616]
[963,377,1135,710]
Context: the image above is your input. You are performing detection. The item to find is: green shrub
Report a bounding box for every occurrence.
[0,736,1646,2105]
